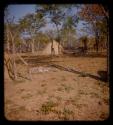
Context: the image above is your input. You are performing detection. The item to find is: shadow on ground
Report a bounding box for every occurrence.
[15,54,108,83]
[50,64,108,83]
[97,71,108,82]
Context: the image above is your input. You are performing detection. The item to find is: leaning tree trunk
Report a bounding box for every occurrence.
[12,37,17,80]
[9,29,17,80]
[4,53,14,80]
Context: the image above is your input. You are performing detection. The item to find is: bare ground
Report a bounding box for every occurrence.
[4,55,109,121]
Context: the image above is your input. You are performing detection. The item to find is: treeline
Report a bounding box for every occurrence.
[4,4,108,54]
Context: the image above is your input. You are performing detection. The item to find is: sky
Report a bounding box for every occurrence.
[6,5,36,22]
[5,4,91,39]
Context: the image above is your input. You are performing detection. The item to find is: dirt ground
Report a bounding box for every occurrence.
[4,55,109,121]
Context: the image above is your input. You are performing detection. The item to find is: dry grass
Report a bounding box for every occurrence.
[4,55,109,121]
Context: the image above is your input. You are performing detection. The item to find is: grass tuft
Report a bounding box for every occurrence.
[40,101,58,114]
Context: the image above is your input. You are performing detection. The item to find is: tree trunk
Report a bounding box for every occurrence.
[83,39,88,53]
[12,38,17,80]
[95,32,99,53]
[51,40,55,56]
[55,24,61,54]
[7,41,10,53]
[38,41,40,50]
[9,30,17,80]
[4,54,14,80]
[68,29,71,48]
[106,17,109,49]
[6,30,10,53]
[31,39,35,53]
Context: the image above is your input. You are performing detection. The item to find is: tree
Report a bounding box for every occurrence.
[61,16,76,48]
[36,5,80,53]
[34,32,50,50]
[19,12,46,53]
[95,18,108,50]
[45,29,57,56]
[36,4,65,54]
[4,16,21,80]
[4,7,34,81]
[79,4,109,52]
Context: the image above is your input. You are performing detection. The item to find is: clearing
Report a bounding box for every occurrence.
[4,54,109,121]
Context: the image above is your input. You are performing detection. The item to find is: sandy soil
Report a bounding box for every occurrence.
[4,55,109,121]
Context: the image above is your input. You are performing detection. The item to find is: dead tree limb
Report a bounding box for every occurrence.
[16,54,32,80]
[4,57,15,80]
[17,54,28,66]
[17,73,31,81]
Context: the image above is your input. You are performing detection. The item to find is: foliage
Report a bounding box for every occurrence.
[4,4,108,53]
[78,4,109,52]
[19,13,46,37]
[61,16,76,48]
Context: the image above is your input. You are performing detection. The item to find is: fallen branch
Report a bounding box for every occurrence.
[4,58,10,66]
[17,54,28,66]
[17,73,31,81]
